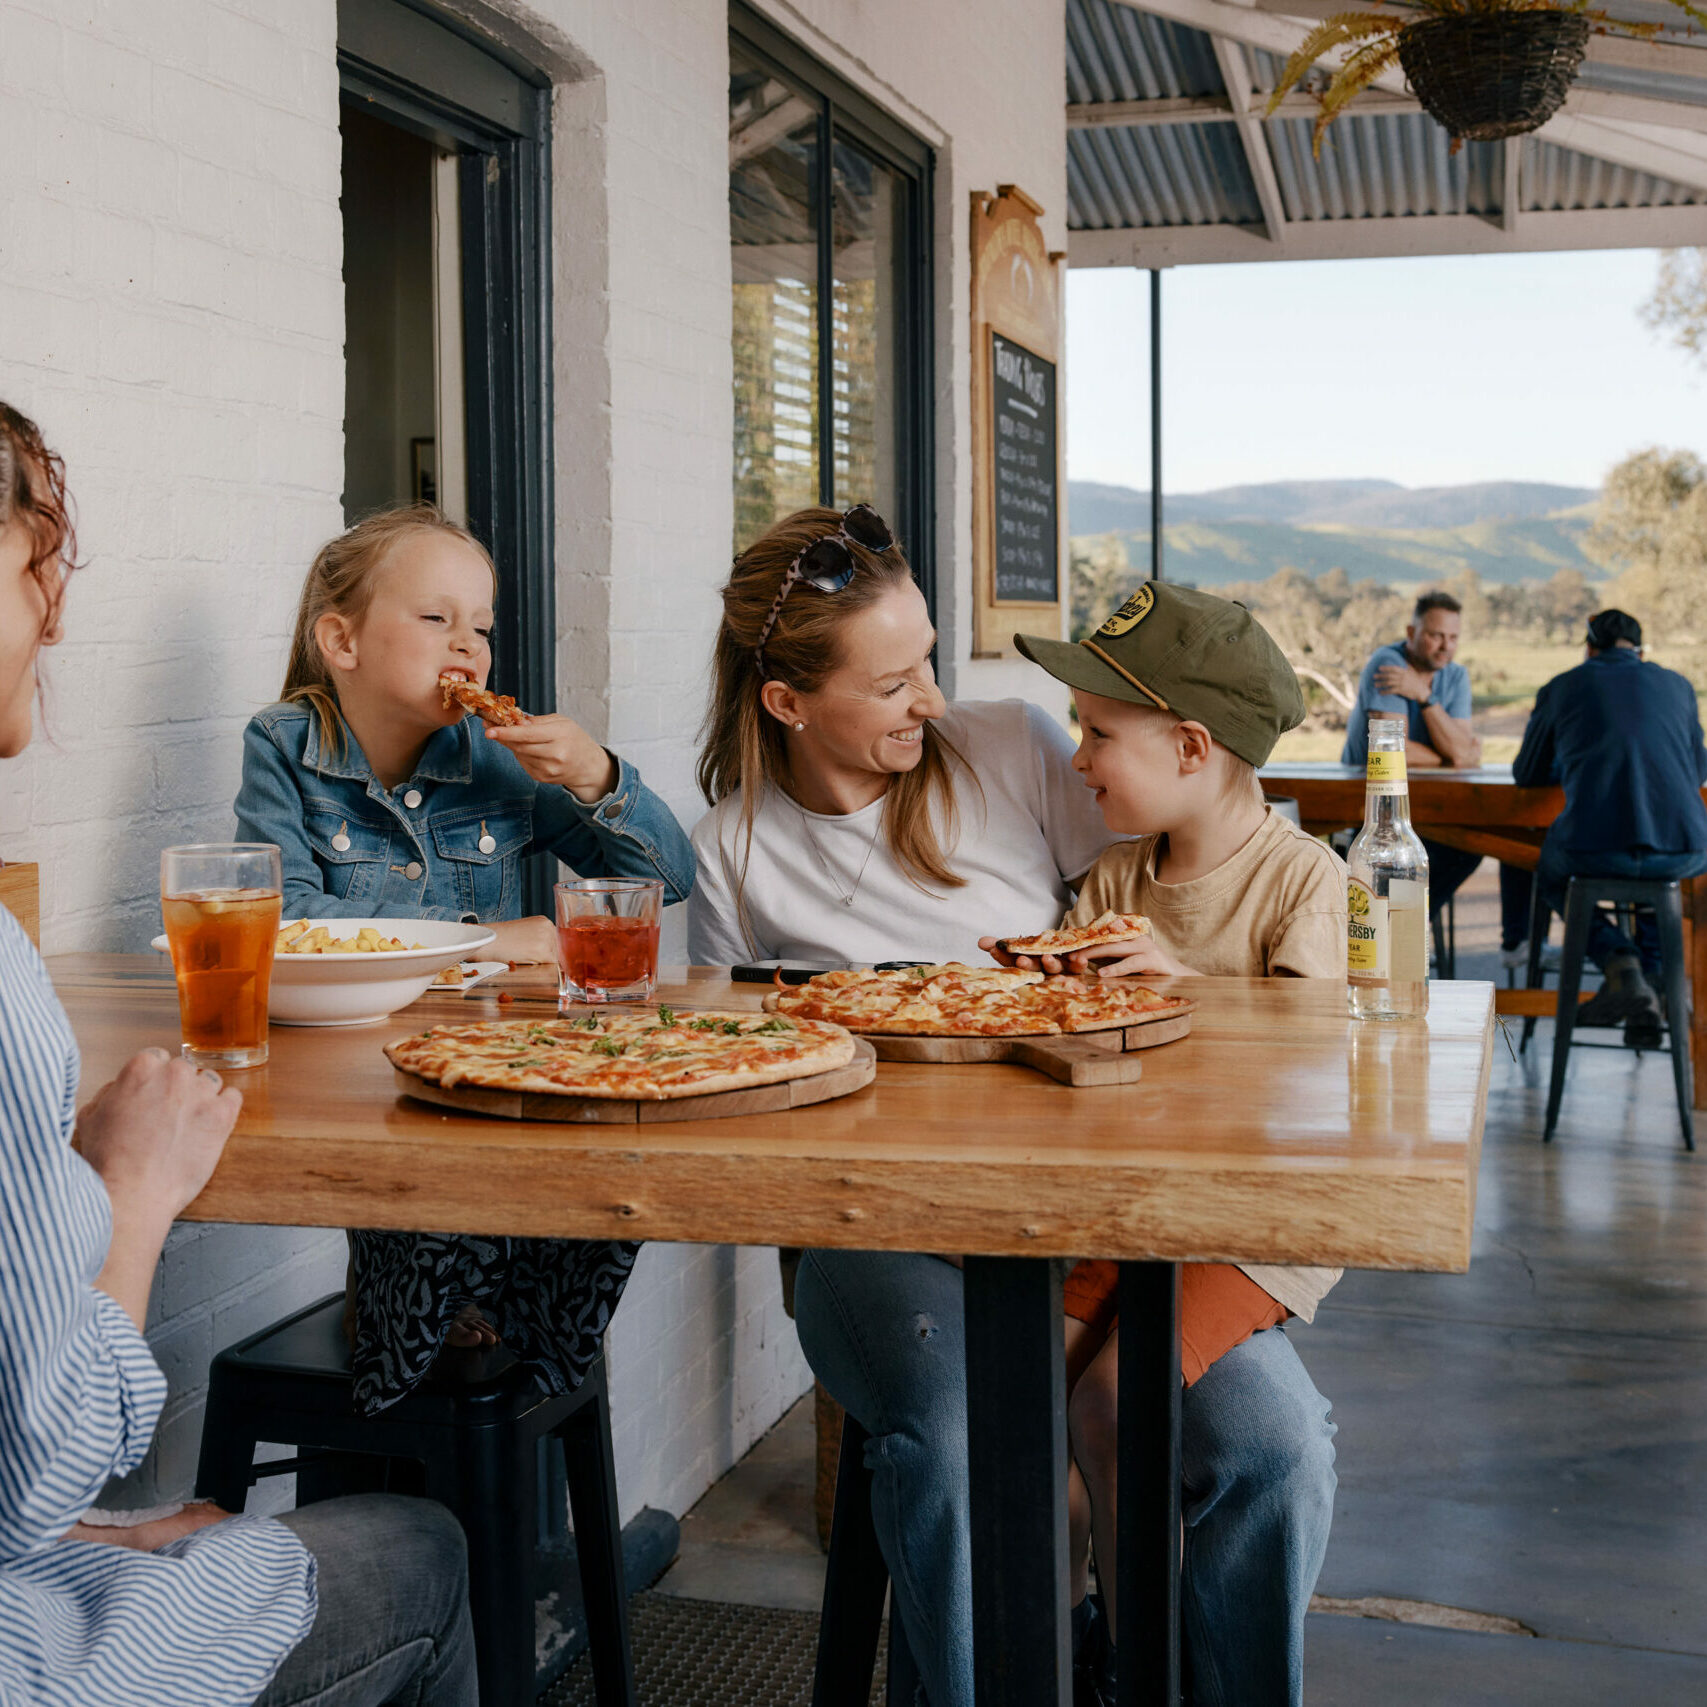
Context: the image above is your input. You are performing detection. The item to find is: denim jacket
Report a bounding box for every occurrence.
[234,702,695,922]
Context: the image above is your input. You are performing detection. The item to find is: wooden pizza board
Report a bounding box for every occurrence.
[866,1002,1195,1086]
[392,1037,877,1124]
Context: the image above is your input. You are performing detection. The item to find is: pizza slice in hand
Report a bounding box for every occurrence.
[996,910,1152,959]
[440,674,532,727]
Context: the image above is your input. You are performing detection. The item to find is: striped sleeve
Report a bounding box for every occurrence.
[0,909,316,1705]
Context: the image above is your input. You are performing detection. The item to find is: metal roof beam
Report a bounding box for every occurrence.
[1109,0,1707,185]
[1067,91,1424,128]
[1211,36,1289,240]
[1070,202,1707,267]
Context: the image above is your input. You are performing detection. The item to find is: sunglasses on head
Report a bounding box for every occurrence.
[753,504,896,678]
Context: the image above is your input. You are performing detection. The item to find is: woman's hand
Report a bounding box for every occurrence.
[977,936,1066,975]
[76,1051,242,1228]
[486,915,562,968]
[75,1050,243,1328]
[64,1503,233,1552]
[1065,938,1198,980]
[484,715,618,802]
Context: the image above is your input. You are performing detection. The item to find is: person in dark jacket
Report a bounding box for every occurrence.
[1513,609,1707,1044]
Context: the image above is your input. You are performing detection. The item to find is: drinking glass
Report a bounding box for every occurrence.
[160,843,283,1068]
[555,878,664,1004]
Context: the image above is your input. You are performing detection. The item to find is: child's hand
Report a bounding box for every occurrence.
[486,916,562,967]
[1065,937,1197,980]
[976,936,1066,975]
[485,715,619,802]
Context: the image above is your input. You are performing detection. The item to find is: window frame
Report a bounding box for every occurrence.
[729,3,937,621]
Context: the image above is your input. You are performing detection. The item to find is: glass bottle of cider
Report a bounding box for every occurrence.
[1347,715,1430,1021]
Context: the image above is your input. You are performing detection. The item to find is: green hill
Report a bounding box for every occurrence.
[1078,514,1602,589]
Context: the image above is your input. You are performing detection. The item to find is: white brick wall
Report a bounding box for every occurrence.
[1,0,1066,1521]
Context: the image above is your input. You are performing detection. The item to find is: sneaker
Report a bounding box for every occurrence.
[1501,940,1561,975]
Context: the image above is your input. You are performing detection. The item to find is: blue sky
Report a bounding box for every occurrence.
[1065,248,1706,495]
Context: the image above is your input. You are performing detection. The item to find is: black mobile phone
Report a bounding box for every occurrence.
[730,961,832,985]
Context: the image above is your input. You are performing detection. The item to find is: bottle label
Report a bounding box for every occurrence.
[1348,877,1387,977]
[1365,749,1407,798]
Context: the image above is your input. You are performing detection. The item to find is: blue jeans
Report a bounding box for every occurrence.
[1535,842,1707,977]
[795,1250,1337,1707]
[256,1495,477,1707]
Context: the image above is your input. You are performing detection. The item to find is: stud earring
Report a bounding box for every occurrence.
[794,722,805,731]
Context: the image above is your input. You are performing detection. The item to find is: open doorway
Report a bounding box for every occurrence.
[341,103,467,524]
[338,0,553,908]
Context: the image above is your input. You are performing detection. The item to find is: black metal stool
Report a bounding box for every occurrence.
[812,1413,919,1707]
[1532,877,1694,1149]
[195,1294,636,1707]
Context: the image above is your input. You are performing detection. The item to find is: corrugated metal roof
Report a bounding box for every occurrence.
[1066,0,1707,235]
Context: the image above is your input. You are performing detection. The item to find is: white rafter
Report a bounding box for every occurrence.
[1105,0,1707,189]
[1210,36,1290,239]
[1069,202,1707,268]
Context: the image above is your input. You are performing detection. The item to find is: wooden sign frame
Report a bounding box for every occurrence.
[971,185,1065,659]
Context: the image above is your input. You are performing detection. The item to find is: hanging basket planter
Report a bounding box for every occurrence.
[1266,0,1702,159]
[1397,10,1591,143]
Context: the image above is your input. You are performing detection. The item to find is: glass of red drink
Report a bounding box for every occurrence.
[161,843,283,1068]
[555,878,664,1004]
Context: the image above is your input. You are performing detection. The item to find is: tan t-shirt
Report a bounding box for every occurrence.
[1065,807,1347,1322]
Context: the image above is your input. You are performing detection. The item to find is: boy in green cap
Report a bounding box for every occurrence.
[988,582,1344,1707]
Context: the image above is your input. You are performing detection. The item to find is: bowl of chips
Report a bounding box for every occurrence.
[151,916,498,1027]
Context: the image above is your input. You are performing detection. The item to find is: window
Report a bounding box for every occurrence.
[728,6,935,614]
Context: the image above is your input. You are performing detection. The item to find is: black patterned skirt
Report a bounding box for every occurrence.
[349,1230,640,1415]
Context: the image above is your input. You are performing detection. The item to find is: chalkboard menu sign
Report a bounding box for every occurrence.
[989,331,1058,604]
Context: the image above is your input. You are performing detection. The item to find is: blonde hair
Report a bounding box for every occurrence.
[281,504,496,754]
[698,508,974,924]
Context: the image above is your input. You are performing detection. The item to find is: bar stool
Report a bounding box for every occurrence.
[195,1293,637,1707]
[812,1413,919,1707]
[1534,877,1694,1150]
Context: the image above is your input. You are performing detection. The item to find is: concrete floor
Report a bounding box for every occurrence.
[654,862,1707,1699]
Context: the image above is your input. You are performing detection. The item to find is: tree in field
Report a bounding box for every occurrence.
[1584,448,1707,637]
[1069,534,1132,639]
[1641,250,1707,368]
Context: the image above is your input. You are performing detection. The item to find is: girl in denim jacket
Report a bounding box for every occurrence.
[235,506,695,1412]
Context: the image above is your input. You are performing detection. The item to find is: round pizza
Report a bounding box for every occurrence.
[387,1005,855,1100]
[764,963,1191,1037]
[997,910,1151,959]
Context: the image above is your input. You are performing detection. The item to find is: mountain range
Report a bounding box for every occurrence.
[1071,477,1597,533]
[1069,478,1603,589]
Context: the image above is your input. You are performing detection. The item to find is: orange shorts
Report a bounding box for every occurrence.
[1063,1260,1289,1386]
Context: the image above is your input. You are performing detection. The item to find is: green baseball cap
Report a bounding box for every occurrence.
[1014,582,1305,767]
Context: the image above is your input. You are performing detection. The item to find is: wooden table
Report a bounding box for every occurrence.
[1264,761,1707,1108]
[55,956,1494,1707]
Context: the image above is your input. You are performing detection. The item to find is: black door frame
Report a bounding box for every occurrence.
[337,0,555,724]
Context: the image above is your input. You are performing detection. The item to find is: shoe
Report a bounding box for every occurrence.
[1575,953,1663,1034]
[1502,940,1561,975]
[1625,974,1668,1050]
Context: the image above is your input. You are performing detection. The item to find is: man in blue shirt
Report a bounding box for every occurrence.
[1342,590,1495,930]
[1514,608,1707,1044]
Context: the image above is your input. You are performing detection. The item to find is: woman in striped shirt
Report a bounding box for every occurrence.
[0,401,476,1706]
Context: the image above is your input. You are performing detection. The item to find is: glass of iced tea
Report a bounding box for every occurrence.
[160,844,283,1068]
[555,878,664,1004]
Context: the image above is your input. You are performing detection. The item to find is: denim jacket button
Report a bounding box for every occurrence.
[403,789,423,809]
[601,799,624,821]
[404,861,424,881]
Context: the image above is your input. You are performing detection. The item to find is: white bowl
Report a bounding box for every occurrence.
[151,917,499,1027]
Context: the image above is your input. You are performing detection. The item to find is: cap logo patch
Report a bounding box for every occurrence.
[1098,584,1154,638]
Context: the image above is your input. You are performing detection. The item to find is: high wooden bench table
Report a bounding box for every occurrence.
[56,958,1493,1707]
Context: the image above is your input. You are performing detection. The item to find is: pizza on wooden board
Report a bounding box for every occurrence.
[440,673,531,727]
[764,963,1190,1037]
[997,910,1151,958]
[387,1006,854,1100]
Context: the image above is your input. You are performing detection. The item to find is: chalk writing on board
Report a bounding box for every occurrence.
[990,331,1058,603]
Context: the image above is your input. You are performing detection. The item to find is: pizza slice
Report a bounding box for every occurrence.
[997,910,1152,959]
[440,673,532,727]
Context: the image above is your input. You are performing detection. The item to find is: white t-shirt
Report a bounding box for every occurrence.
[688,699,1117,967]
